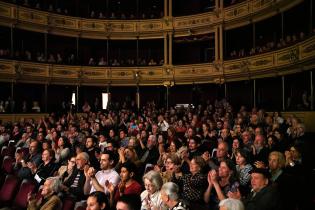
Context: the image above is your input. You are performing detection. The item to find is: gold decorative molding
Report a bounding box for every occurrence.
[49,14,79,30]
[0,0,302,39]
[0,60,14,75]
[18,8,48,25]
[0,2,12,17]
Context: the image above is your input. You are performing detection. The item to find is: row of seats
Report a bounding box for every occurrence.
[0,142,81,210]
[0,141,33,209]
[0,158,77,210]
[0,175,36,209]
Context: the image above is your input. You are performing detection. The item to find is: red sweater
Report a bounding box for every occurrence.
[114,180,142,201]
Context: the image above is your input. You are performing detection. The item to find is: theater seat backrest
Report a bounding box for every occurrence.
[14,179,36,208]
[62,197,75,210]
[0,175,19,202]
[1,147,10,157]
[2,156,14,174]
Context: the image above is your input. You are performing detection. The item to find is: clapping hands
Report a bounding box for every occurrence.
[105,181,115,194]
[207,169,218,185]
[84,166,96,178]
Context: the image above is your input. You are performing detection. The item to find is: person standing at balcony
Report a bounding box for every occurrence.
[98,57,107,66]
[56,53,63,64]
[82,101,91,113]
[32,101,41,113]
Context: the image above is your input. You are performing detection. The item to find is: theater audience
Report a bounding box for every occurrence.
[0,96,314,210]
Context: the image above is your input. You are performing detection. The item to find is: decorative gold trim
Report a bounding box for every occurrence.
[0,0,303,39]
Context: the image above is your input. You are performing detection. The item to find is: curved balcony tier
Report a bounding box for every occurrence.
[0,35,314,86]
[0,0,302,39]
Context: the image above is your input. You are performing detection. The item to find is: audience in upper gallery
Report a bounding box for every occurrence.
[0,96,314,210]
[225,0,247,7]
[228,30,314,59]
[1,29,314,67]
[8,0,248,18]
[0,47,163,67]
[6,0,163,20]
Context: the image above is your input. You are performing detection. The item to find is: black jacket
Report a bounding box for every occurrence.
[245,185,283,210]
[63,167,86,201]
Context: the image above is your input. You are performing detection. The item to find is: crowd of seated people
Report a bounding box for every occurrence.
[1,30,314,66]
[0,49,77,65]
[7,0,69,15]
[228,29,315,59]
[0,49,164,67]
[0,85,312,114]
[0,97,314,210]
[89,11,164,20]
[0,98,42,114]
[88,57,163,67]
[5,0,163,20]
[6,0,257,19]
[224,0,247,7]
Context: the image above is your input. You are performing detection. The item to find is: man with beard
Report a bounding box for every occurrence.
[85,136,100,170]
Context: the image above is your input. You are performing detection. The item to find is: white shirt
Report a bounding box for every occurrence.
[90,168,120,195]
[140,190,164,210]
[158,120,169,132]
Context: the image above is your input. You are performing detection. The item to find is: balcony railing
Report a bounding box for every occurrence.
[0,0,303,39]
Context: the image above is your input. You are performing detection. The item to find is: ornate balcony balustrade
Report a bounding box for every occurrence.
[0,0,302,38]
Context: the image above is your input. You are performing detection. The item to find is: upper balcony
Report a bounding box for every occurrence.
[0,0,303,39]
[0,34,314,86]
